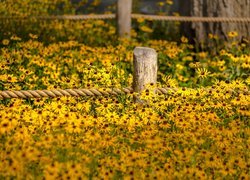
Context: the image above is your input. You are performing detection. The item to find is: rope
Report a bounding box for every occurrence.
[0,87,249,99]
[1,14,250,23]
[0,88,132,99]
[132,14,250,23]
[0,14,115,20]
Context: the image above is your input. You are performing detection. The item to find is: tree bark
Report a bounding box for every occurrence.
[179,0,250,43]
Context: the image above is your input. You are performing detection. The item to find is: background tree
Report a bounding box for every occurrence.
[179,0,250,44]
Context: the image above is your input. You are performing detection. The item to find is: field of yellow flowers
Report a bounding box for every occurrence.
[0,31,249,179]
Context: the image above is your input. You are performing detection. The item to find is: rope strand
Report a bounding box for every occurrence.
[0,14,250,23]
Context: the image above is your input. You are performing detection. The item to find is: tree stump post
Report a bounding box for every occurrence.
[117,0,132,38]
[133,47,158,102]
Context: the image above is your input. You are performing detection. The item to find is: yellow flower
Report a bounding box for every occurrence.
[50,101,67,114]
[140,25,153,33]
[131,29,138,37]
[0,74,18,83]
[245,77,250,85]
[208,33,213,39]
[91,0,101,6]
[173,12,180,16]
[182,56,193,61]
[208,33,218,39]
[176,64,184,71]
[189,62,202,68]
[137,18,145,23]
[196,68,211,79]
[29,33,38,39]
[227,31,238,38]
[166,0,173,5]
[2,39,10,45]
[181,36,188,43]
[10,35,21,41]
[198,52,207,59]
[157,2,165,7]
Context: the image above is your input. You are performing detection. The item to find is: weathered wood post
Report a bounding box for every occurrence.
[117,0,132,38]
[133,47,158,102]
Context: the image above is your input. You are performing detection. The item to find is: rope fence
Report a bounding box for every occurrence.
[0,47,249,100]
[1,14,250,23]
[0,87,249,99]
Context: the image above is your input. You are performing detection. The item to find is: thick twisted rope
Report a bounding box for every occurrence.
[0,88,132,99]
[132,14,250,23]
[0,87,249,99]
[1,14,250,23]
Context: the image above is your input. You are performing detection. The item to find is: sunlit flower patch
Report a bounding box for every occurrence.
[0,37,249,179]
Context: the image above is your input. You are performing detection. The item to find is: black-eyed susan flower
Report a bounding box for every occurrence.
[140,25,153,33]
[50,101,67,114]
[166,0,173,5]
[227,31,238,38]
[196,68,211,79]
[2,39,10,45]
[181,36,188,43]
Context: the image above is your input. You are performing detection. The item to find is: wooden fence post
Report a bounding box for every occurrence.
[133,47,158,102]
[117,0,132,38]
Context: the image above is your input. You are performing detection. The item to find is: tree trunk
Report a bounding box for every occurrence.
[179,0,250,43]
